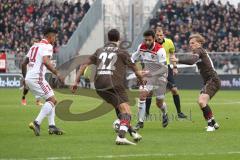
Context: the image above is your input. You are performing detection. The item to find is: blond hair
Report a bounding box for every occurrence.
[189,33,205,45]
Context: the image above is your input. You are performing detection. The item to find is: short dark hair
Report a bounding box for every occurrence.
[143,30,155,38]
[43,27,58,36]
[108,29,120,42]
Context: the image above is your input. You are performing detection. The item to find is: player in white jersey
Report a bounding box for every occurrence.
[22,28,64,136]
[131,30,169,130]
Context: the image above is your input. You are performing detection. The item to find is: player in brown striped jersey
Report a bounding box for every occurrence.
[71,29,145,145]
[171,33,221,131]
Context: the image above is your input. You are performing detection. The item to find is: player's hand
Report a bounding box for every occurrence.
[71,83,78,93]
[173,68,178,76]
[170,57,178,63]
[137,70,150,77]
[141,70,150,77]
[57,74,65,84]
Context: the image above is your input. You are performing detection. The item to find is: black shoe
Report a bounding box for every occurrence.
[133,122,144,130]
[162,113,169,128]
[48,125,64,135]
[211,119,220,129]
[178,112,187,119]
[29,121,40,136]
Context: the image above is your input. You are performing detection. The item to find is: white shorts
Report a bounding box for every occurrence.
[24,85,41,100]
[25,79,54,100]
[140,75,168,100]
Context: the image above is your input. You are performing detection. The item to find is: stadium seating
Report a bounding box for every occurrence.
[149,0,239,52]
[0,0,90,56]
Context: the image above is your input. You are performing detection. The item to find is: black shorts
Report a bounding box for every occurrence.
[96,85,129,107]
[201,76,221,99]
[167,65,176,89]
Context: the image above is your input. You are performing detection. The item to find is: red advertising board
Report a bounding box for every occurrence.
[0,52,6,73]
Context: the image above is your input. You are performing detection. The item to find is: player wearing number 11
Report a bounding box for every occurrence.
[22,27,65,136]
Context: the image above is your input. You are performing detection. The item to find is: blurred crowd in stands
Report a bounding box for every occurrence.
[0,0,90,57]
[150,0,240,53]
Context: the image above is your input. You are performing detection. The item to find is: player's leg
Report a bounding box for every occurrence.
[29,98,53,136]
[96,88,140,145]
[25,79,45,136]
[27,79,63,136]
[167,65,187,118]
[117,103,132,139]
[116,102,141,145]
[156,98,169,128]
[21,87,29,105]
[134,87,149,130]
[35,96,43,106]
[156,79,169,128]
[46,96,63,135]
[114,108,139,138]
[171,87,187,118]
[198,94,216,131]
[145,91,153,117]
[198,78,220,131]
[40,80,63,135]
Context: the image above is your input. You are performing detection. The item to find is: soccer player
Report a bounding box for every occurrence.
[22,28,65,136]
[71,29,144,145]
[132,30,169,130]
[171,33,220,131]
[145,27,187,119]
[21,86,43,106]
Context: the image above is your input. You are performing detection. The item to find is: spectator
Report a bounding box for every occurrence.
[222,59,236,74]
[150,0,240,52]
[0,0,90,55]
[83,0,90,13]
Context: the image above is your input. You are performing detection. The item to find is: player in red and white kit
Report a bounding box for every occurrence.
[22,28,64,136]
[131,30,169,130]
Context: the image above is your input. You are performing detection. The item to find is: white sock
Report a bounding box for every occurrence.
[48,106,55,126]
[138,100,146,122]
[119,125,128,132]
[160,102,167,114]
[35,102,52,125]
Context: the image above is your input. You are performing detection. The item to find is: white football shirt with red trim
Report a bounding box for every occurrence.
[131,42,167,64]
[25,39,53,80]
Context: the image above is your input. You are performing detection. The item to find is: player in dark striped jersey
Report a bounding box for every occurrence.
[171,33,221,131]
[71,29,144,145]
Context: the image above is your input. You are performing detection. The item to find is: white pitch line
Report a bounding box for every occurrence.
[1,151,240,160]
[181,101,240,105]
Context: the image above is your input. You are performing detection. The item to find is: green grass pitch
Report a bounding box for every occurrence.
[0,89,240,160]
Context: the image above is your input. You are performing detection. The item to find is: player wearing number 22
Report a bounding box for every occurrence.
[22,28,65,136]
[71,29,145,145]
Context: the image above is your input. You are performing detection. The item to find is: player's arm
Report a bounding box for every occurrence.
[169,40,178,75]
[21,57,29,79]
[21,57,29,87]
[42,55,58,75]
[130,45,141,63]
[42,55,64,83]
[129,64,146,86]
[171,48,203,65]
[124,50,145,85]
[71,55,96,93]
[171,53,200,65]
[74,62,90,85]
